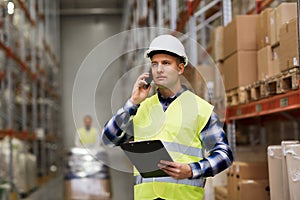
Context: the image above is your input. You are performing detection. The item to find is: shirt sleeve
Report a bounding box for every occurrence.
[101,99,139,146]
[189,112,234,178]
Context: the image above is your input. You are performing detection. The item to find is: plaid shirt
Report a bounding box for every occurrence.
[102,89,233,178]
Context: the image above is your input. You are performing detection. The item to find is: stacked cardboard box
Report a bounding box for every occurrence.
[215,186,228,200]
[220,3,299,94]
[257,8,273,49]
[270,9,277,46]
[275,3,297,45]
[224,15,258,58]
[237,180,270,200]
[211,26,224,62]
[223,51,257,90]
[279,18,299,71]
[223,15,258,91]
[257,45,281,80]
[257,45,272,80]
[227,161,269,200]
[271,46,280,75]
[255,2,297,81]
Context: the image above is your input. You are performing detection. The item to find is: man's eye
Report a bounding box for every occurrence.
[162,61,170,65]
[151,63,158,67]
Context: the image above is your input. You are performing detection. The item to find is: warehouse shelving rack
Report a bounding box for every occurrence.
[225,0,300,157]
[0,0,61,199]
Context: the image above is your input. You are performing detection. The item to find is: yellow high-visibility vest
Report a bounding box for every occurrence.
[133,90,213,200]
[78,127,98,145]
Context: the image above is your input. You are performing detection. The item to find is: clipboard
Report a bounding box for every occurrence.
[120,140,173,178]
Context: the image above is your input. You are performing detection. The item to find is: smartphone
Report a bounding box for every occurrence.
[143,69,153,89]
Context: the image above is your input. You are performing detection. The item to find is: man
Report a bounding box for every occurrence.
[102,35,233,199]
[75,115,100,149]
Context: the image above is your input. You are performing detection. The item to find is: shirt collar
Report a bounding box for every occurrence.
[157,85,187,101]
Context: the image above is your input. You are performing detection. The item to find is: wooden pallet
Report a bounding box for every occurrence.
[250,81,266,101]
[226,86,250,106]
[280,67,300,93]
[265,74,281,96]
[265,67,300,96]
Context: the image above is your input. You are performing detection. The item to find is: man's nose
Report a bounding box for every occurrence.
[157,63,163,73]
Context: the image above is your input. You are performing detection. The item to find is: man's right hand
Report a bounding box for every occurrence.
[130,72,152,105]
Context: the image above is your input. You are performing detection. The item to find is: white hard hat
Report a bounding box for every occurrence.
[145,35,188,67]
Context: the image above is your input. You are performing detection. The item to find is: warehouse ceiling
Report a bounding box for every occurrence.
[60,0,125,16]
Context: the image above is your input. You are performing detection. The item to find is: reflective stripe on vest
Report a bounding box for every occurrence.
[163,141,203,158]
[134,175,206,187]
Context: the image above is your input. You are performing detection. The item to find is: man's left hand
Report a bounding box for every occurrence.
[158,160,193,180]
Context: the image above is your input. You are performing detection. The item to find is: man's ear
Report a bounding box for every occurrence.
[178,63,185,75]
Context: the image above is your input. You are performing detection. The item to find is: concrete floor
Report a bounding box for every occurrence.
[24,176,64,200]
[23,169,133,200]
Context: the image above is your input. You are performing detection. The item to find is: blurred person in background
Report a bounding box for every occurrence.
[75,115,100,149]
[102,35,233,200]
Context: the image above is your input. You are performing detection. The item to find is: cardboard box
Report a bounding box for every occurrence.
[279,18,299,71]
[223,51,257,90]
[224,15,258,58]
[267,145,284,200]
[183,65,206,98]
[215,62,225,98]
[257,8,273,49]
[270,9,277,46]
[237,180,270,200]
[234,161,269,180]
[228,162,269,200]
[257,45,272,80]
[275,2,297,44]
[285,144,300,200]
[271,45,281,76]
[227,165,235,200]
[281,141,299,200]
[215,186,228,200]
[195,64,226,101]
[211,26,224,61]
[65,178,111,200]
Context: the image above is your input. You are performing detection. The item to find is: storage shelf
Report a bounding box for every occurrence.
[226,88,300,121]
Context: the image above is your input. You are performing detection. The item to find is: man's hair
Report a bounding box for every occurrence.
[148,50,185,65]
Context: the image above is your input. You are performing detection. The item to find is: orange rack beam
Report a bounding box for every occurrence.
[226,89,300,121]
[247,0,275,14]
[17,0,36,26]
[0,130,37,141]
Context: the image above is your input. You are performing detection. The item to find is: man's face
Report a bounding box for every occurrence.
[151,54,184,90]
[84,117,92,130]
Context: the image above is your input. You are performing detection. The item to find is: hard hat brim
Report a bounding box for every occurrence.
[145,50,188,67]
